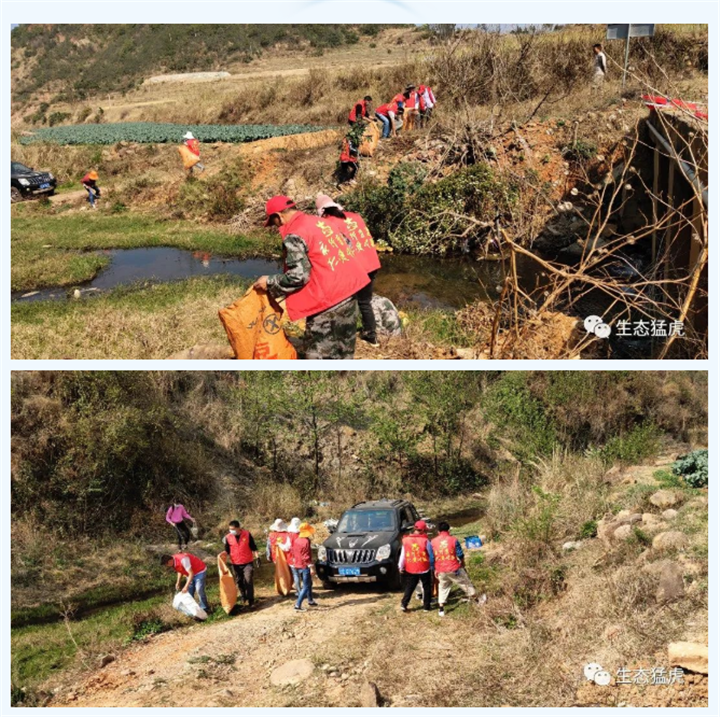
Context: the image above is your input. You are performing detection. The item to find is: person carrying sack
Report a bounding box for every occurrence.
[254,195,370,360]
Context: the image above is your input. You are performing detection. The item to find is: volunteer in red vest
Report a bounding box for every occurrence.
[222,520,259,608]
[282,517,302,593]
[254,196,370,360]
[431,521,480,617]
[292,522,318,610]
[398,520,435,613]
[161,551,209,612]
[338,137,359,184]
[266,518,287,563]
[375,98,403,139]
[402,85,419,132]
[418,85,436,127]
[316,194,381,346]
[348,95,373,125]
[182,131,206,174]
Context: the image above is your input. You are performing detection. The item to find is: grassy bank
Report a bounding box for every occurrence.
[11,272,474,359]
[11,212,276,292]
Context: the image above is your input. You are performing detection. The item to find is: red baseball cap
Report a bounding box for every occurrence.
[264,195,296,226]
[414,520,428,531]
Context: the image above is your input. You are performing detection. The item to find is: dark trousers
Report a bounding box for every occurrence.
[339,161,358,184]
[173,520,191,550]
[231,562,254,606]
[356,270,378,342]
[402,571,432,610]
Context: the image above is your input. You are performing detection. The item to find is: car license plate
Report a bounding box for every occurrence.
[339,567,361,576]
[39,183,50,189]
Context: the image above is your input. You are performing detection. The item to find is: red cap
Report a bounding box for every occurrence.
[414,520,427,531]
[264,195,296,226]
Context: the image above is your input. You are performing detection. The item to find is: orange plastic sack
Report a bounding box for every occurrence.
[359,120,380,158]
[219,287,297,360]
[274,545,293,596]
[218,554,237,615]
[178,144,200,170]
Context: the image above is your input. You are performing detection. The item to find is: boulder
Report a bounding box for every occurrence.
[562,541,583,551]
[270,659,314,686]
[668,642,708,674]
[360,681,381,707]
[656,561,685,603]
[652,531,689,552]
[642,513,662,524]
[613,524,633,541]
[650,490,680,508]
[662,509,679,520]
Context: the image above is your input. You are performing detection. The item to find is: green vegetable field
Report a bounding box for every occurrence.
[19,122,327,146]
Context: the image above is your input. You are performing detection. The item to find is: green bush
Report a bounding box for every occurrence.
[600,423,661,464]
[672,449,708,488]
[579,519,597,539]
[129,611,170,642]
[343,163,514,255]
[47,111,71,127]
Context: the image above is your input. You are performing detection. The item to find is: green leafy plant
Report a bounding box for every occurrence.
[672,449,708,488]
[20,121,327,146]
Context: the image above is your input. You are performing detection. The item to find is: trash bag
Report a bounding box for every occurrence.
[173,591,208,620]
[219,287,297,360]
[178,144,201,170]
[218,554,237,615]
[359,120,380,158]
[464,536,483,550]
[371,295,402,337]
[274,544,293,596]
[191,526,199,539]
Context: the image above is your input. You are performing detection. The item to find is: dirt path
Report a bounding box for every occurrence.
[50,582,396,708]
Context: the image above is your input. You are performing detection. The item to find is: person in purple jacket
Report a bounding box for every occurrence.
[166,500,196,550]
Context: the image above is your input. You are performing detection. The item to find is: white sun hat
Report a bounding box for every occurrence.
[288,517,301,533]
[270,518,288,532]
[183,131,195,140]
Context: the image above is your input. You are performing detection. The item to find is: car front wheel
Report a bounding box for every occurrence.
[11,187,22,203]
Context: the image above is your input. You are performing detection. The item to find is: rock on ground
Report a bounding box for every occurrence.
[270,659,314,687]
[650,490,681,508]
[652,531,689,552]
[360,681,381,707]
[656,561,685,603]
[668,642,708,674]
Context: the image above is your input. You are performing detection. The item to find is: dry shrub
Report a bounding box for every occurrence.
[248,482,304,524]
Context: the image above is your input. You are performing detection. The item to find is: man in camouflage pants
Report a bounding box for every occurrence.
[254,196,363,360]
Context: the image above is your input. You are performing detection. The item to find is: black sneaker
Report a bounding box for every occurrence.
[308,601,318,607]
[294,605,304,611]
[401,605,409,613]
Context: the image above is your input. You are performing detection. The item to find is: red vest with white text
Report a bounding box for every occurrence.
[431,532,461,573]
[326,213,381,275]
[226,530,254,565]
[402,534,431,573]
[281,212,369,321]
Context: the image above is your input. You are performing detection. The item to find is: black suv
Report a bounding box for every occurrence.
[11,161,57,202]
[315,499,432,591]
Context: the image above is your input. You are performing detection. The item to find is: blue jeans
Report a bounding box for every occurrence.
[295,567,313,608]
[85,187,96,207]
[375,113,391,138]
[291,566,301,593]
[187,570,208,611]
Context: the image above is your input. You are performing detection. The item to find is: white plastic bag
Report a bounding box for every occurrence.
[173,591,208,620]
[191,525,199,539]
